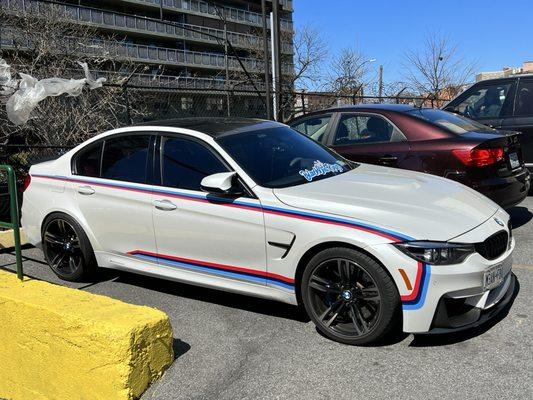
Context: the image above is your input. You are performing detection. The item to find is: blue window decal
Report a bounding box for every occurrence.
[299,161,344,182]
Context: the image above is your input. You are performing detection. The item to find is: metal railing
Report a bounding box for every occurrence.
[0,165,23,280]
[1,28,294,74]
[124,0,293,30]
[1,0,293,53]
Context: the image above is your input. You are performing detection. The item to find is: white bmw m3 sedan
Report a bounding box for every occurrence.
[21,118,516,345]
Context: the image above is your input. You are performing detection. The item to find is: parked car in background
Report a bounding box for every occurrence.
[443,75,533,173]
[288,105,530,209]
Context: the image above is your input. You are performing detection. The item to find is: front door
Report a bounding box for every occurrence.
[328,112,410,168]
[148,134,267,286]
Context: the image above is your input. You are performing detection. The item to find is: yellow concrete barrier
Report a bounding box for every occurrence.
[0,270,174,400]
[0,228,27,249]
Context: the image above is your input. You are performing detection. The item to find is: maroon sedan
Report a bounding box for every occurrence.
[288,104,530,208]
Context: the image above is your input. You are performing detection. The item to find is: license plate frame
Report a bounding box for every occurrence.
[484,264,504,291]
[509,152,520,169]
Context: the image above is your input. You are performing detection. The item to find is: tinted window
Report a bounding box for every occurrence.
[516,80,533,116]
[101,135,150,183]
[161,137,228,191]
[334,114,396,145]
[453,83,514,119]
[407,108,489,134]
[290,115,331,142]
[216,126,353,188]
[75,142,102,177]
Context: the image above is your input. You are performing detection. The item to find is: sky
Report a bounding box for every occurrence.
[293,0,532,88]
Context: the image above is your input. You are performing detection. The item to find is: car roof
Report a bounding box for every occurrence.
[134,117,284,137]
[292,104,418,119]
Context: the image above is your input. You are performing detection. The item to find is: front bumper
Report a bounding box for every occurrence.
[428,272,516,333]
[371,208,515,333]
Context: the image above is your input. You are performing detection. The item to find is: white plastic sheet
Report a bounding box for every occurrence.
[0,58,17,96]
[2,60,106,126]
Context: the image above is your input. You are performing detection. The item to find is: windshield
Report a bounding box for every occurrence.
[407,108,490,134]
[216,126,354,188]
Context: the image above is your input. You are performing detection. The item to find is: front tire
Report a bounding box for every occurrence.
[301,247,400,345]
[42,213,97,282]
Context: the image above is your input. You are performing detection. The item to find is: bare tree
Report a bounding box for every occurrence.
[327,47,370,96]
[0,1,148,147]
[402,32,477,104]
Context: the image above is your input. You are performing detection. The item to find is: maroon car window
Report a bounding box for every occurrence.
[334,115,394,145]
[291,115,331,142]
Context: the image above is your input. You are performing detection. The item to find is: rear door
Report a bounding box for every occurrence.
[327,112,410,168]
[445,80,516,129]
[502,78,533,168]
[71,133,157,262]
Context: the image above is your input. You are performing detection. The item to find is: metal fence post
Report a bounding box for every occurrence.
[0,165,23,280]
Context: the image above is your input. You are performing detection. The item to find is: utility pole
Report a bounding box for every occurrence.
[261,0,271,120]
[271,0,282,121]
[224,22,231,117]
[378,64,383,101]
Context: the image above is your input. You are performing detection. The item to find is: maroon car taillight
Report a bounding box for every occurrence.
[451,147,504,167]
[23,175,31,192]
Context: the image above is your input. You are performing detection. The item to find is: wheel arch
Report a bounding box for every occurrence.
[293,240,400,306]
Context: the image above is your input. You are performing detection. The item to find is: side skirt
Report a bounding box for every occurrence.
[95,251,298,306]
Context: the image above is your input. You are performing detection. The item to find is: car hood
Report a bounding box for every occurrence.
[272,163,499,241]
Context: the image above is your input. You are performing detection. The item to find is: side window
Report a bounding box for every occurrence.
[101,135,150,183]
[454,83,514,119]
[74,142,102,177]
[334,114,396,145]
[161,137,228,191]
[290,115,331,142]
[515,80,533,117]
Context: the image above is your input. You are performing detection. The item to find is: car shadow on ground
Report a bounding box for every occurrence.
[114,270,311,323]
[409,278,520,347]
[508,206,533,228]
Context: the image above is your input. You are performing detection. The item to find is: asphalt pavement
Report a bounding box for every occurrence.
[1,198,532,400]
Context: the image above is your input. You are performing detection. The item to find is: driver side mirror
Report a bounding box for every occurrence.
[200,172,242,196]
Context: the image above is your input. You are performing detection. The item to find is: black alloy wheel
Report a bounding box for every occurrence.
[42,213,96,281]
[302,247,400,345]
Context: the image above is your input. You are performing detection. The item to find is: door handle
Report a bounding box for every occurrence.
[379,156,398,164]
[153,199,177,211]
[77,185,95,195]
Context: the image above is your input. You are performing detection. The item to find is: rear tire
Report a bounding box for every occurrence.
[301,247,400,345]
[41,213,97,282]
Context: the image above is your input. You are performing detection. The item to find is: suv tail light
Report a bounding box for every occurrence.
[22,175,31,192]
[452,147,504,167]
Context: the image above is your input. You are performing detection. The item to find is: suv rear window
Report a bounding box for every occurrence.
[407,108,489,134]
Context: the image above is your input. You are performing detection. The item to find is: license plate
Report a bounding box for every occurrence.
[509,152,520,169]
[484,264,504,290]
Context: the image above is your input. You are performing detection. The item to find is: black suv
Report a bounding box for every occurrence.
[444,75,533,172]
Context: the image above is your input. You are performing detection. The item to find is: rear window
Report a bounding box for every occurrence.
[407,108,489,134]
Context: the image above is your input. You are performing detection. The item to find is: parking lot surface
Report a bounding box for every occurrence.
[2,199,533,400]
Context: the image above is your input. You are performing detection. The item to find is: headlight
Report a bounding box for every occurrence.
[393,241,475,265]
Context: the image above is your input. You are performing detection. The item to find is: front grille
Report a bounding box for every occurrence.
[475,231,509,260]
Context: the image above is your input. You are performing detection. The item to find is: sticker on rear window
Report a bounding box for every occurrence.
[299,161,344,182]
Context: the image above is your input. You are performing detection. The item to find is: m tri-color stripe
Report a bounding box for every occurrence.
[128,250,295,290]
[32,174,413,243]
[400,262,431,310]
